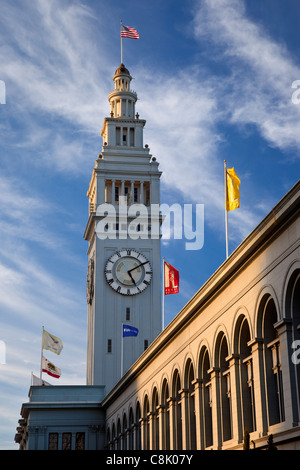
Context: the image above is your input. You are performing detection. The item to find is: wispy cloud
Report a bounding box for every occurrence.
[193,0,300,153]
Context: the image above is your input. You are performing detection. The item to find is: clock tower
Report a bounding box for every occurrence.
[84,64,162,393]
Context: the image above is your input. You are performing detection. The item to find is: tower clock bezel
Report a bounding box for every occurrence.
[104,249,152,296]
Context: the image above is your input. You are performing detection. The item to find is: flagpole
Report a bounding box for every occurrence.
[121,322,123,377]
[162,257,165,330]
[120,19,123,64]
[224,160,229,259]
[40,326,44,380]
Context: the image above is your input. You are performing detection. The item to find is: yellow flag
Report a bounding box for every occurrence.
[226,167,240,211]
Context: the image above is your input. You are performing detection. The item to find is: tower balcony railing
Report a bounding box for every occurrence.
[108,89,137,100]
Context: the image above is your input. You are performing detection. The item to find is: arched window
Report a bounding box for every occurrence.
[285,269,300,425]
[199,347,212,448]
[161,379,170,449]
[172,369,182,449]
[184,359,196,449]
[216,333,232,443]
[116,418,121,450]
[136,401,142,450]
[262,296,285,425]
[106,427,111,450]
[123,412,128,450]
[128,408,133,450]
[152,388,159,449]
[111,423,116,450]
[143,395,150,450]
[235,316,256,434]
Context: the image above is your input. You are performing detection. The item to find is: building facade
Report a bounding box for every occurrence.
[16,386,106,450]
[102,179,300,451]
[15,63,300,450]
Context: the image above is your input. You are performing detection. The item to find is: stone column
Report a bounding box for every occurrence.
[167,397,176,450]
[208,367,221,449]
[179,388,189,450]
[226,353,242,443]
[132,423,137,450]
[96,174,106,206]
[157,405,165,450]
[274,318,295,425]
[140,417,147,450]
[112,179,115,205]
[248,337,268,436]
[140,181,144,204]
[148,411,156,450]
[192,379,202,450]
[131,180,134,205]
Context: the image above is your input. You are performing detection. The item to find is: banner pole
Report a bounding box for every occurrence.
[121,322,124,378]
[224,160,229,259]
[162,257,165,330]
[40,326,44,380]
[120,19,123,63]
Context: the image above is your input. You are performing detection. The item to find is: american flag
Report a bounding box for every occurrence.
[121,24,139,39]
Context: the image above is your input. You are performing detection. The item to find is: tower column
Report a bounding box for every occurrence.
[112,179,115,205]
[131,181,134,204]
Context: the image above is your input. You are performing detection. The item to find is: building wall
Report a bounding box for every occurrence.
[16,386,106,450]
[103,188,300,450]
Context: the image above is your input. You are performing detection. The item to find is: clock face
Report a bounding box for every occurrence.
[105,249,152,295]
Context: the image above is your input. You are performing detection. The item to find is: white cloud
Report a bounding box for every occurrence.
[193,0,300,152]
[1,0,298,243]
[0,0,113,132]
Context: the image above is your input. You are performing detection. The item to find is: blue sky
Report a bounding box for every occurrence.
[0,0,299,449]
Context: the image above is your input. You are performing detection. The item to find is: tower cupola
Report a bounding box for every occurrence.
[108,63,137,119]
[100,64,147,152]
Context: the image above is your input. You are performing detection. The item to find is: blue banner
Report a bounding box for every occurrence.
[123,324,139,337]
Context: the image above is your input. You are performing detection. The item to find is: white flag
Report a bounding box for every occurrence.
[43,330,63,355]
[31,373,50,386]
[42,356,61,379]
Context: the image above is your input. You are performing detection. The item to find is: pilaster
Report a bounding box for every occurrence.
[167,397,176,450]
[208,366,221,449]
[248,337,268,436]
[274,318,296,426]
[226,353,242,443]
[179,388,189,450]
[192,378,202,450]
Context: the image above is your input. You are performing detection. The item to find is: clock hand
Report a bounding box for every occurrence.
[127,271,136,286]
[128,261,148,273]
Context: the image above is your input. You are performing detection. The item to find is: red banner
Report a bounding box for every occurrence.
[164,261,179,295]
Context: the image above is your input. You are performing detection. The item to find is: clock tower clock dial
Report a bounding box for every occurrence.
[105,250,152,296]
